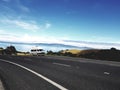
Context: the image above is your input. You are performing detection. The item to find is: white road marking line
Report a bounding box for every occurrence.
[53,62,71,67]
[104,72,110,75]
[0,59,68,90]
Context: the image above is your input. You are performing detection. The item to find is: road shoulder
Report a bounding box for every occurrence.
[0,79,4,90]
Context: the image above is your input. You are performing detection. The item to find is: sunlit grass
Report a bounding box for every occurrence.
[17,53,31,56]
[62,49,81,54]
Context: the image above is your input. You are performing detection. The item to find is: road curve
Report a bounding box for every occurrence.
[0,59,68,90]
[0,55,120,90]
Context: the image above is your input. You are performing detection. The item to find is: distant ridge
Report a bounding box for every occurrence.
[64,40,120,46]
[0,41,92,50]
[1,40,119,50]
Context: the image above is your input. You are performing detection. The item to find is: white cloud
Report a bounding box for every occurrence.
[0,34,19,42]
[0,30,120,50]
[19,5,30,12]
[0,30,5,33]
[0,5,16,18]
[45,23,51,29]
[15,21,39,31]
[2,0,30,13]
[15,0,30,13]
[1,19,52,31]
[1,19,40,32]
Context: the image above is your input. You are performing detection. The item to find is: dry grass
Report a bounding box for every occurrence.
[17,53,31,56]
[62,49,81,54]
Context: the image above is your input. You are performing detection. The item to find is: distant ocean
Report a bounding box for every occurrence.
[0,41,88,52]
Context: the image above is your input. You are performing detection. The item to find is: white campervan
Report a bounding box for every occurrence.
[31,47,45,56]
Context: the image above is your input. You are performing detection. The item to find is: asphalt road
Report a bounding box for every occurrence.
[0,55,120,90]
[0,79,4,90]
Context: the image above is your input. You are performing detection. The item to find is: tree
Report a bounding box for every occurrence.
[111,47,117,51]
[5,45,17,55]
[0,47,4,55]
[47,50,54,55]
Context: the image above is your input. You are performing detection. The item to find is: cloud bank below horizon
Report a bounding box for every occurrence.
[0,31,120,50]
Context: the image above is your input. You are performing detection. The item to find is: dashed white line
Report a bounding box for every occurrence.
[104,72,110,75]
[53,62,71,67]
[0,59,68,90]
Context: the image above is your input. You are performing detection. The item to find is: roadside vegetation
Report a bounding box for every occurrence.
[0,46,30,56]
[0,46,120,62]
[0,46,17,55]
[47,48,120,62]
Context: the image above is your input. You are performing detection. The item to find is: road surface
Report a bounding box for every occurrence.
[0,79,4,90]
[0,55,120,90]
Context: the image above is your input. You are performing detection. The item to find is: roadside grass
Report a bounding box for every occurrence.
[17,53,31,56]
[62,49,81,54]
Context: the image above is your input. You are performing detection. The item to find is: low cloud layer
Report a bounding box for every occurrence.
[0,31,120,50]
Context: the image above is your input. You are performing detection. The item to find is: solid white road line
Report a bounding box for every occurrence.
[53,62,71,67]
[0,59,68,90]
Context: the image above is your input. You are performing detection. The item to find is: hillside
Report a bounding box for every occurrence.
[62,49,82,54]
[61,48,120,62]
[78,48,120,62]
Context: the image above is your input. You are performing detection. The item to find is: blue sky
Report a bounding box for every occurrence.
[0,0,120,49]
